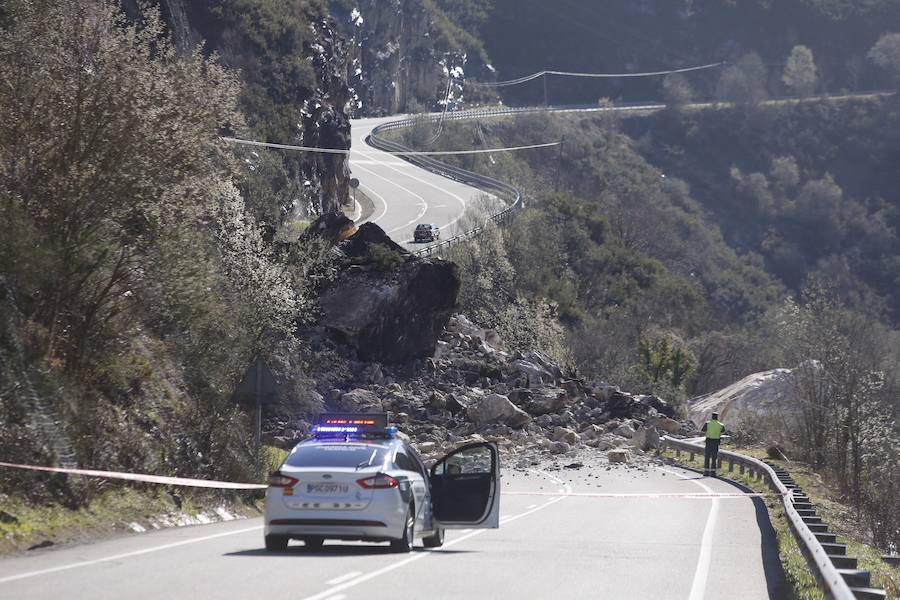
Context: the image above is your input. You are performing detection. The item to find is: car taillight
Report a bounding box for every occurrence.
[356,474,399,489]
[268,472,299,488]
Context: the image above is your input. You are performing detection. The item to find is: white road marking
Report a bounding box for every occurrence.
[657,466,721,600]
[351,162,429,234]
[357,182,389,225]
[319,595,347,600]
[299,471,572,600]
[371,158,470,231]
[526,504,537,509]
[326,572,362,585]
[0,525,263,584]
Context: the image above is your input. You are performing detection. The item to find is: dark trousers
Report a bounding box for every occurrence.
[704,438,720,472]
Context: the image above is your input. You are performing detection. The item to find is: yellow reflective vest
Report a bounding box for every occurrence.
[705,419,724,440]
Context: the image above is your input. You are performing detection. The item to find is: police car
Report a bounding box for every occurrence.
[264,413,500,552]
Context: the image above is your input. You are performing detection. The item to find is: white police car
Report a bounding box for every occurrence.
[264,413,500,552]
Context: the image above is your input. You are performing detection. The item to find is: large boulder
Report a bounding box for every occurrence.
[632,426,660,451]
[637,395,676,418]
[647,416,682,435]
[336,389,383,412]
[301,213,357,244]
[511,359,554,386]
[523,387,568,415]
[316,221,461,363]
[606,390,650,419]
[687,363,820,429]
[466,394,532,429]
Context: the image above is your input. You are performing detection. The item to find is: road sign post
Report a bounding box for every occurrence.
[234,355,278,466]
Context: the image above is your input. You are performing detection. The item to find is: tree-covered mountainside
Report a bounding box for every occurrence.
[431,0,900,105]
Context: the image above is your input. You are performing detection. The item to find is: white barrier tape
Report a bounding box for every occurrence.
[504,491,782,499]
[0,462,267,490]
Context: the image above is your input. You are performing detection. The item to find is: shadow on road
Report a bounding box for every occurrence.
[225,546,476,558]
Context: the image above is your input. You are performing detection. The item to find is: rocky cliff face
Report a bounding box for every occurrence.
[332,1,471,115]
[126,1,353,216]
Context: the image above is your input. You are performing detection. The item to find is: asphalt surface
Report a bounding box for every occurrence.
[349,117,489,250]
[0,456,786,599]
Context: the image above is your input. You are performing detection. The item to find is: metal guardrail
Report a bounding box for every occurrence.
[368,119,526,257]
[662,436,856,599]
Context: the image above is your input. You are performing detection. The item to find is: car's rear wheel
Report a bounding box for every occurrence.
[303,536,324,550]
[264,534,289,552]
[422,527,445,548]
[390,505,415,553]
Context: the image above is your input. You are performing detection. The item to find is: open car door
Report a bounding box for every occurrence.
[430,442,500,529]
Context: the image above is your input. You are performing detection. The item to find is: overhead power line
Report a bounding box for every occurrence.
[471,61,725,88]
[223,137,560,156]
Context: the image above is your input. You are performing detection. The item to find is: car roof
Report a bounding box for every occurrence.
[294,437,399,450]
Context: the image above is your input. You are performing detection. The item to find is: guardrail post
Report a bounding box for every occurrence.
[739,464,745,475]
[675,448,681,458]
[689,451,695,462]
[728,460,735,473]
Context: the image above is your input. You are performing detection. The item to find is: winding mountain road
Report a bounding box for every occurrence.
[0,460,785,599]
[349,117,488,249]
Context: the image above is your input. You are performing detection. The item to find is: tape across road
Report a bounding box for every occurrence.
[0,462,267,490]
[504,491,781,499]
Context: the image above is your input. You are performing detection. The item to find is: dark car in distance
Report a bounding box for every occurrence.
[414,223,441,243]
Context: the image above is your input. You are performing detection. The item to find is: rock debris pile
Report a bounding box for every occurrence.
[274,314,692,465]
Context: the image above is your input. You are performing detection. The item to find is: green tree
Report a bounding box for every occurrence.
[717,53,769,106]
[635,332,696,395]
[868,33,900,86]
[662,72,694,110]
[0,0,243,369]
[782,45,818,96]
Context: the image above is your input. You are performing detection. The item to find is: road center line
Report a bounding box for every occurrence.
[326,572,362,585]
[657,466,720,600]
[299,470,572,600]
[0,525,263,584]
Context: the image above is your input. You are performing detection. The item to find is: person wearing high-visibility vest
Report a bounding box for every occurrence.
[701,412,725,476]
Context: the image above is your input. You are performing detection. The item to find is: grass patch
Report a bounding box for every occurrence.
[740,449,900,597]
[0,474,269,556]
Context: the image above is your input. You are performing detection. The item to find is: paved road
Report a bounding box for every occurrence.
[349,117,489,250]
[0,459,786,599]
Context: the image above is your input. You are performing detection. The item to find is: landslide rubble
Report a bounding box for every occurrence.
[272,314,693,465]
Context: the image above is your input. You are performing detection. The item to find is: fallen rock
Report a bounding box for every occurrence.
[316,222,461,363]
[336,388,383,412]
[552,426,580,444]
[511,359,554,386]
[524,387,568,415]
[466,394,532,429]
[549,441,571,454]
[647,416,682,435]
[417,441,436,453]
[613,422,636,439]
[608,449,630,463]
[632,426,660,451]
[638,395,676,418]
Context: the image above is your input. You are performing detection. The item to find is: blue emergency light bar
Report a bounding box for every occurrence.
[312,413,395,439]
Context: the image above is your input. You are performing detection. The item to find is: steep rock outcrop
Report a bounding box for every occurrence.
[332,1,481,115]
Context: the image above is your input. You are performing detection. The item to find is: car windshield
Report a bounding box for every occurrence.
[283,444,388,468]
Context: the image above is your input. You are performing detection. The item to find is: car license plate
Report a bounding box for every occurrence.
[307,482,348,494]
